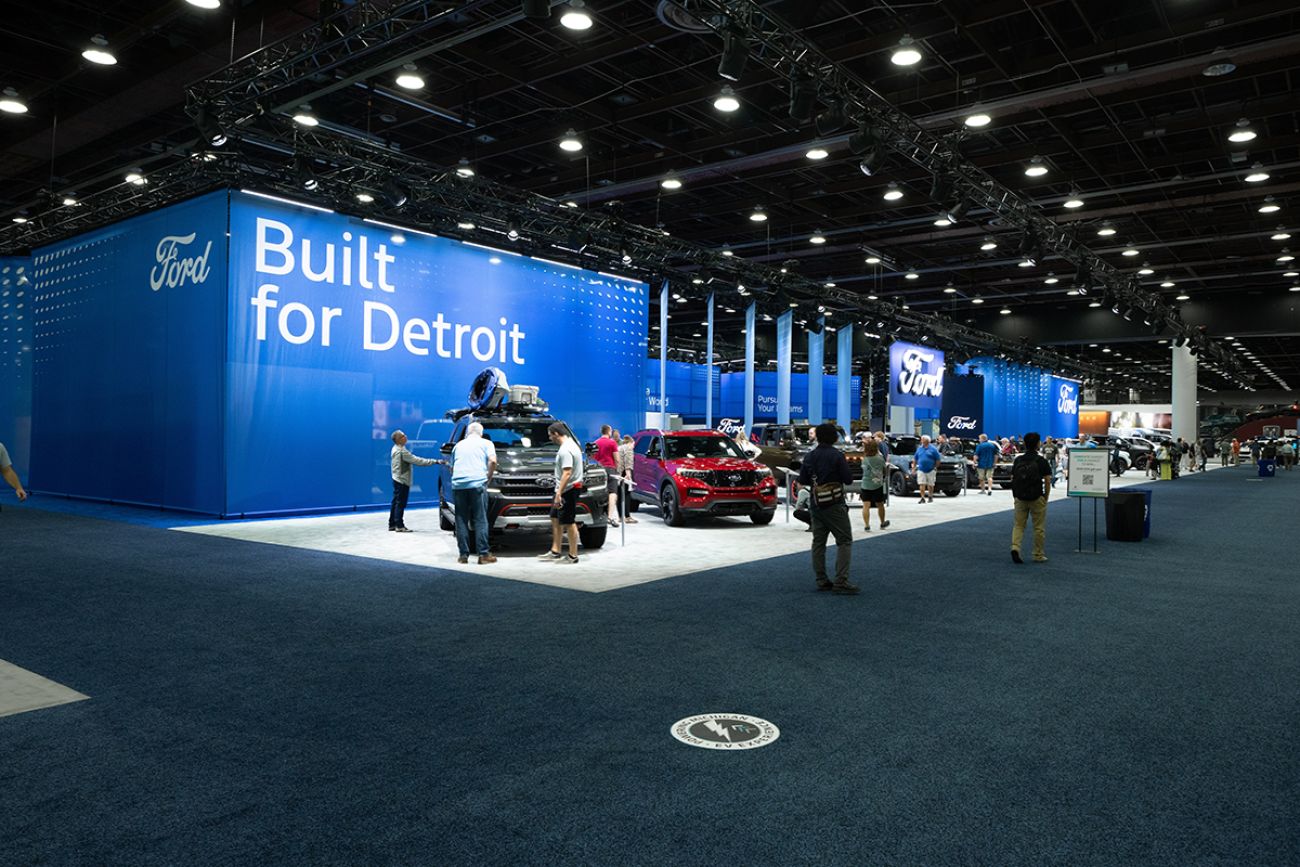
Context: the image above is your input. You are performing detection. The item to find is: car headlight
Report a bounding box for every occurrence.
[755,466,773,478]
[583,468,608,490]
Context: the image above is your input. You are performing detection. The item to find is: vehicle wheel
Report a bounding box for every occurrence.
[438,487,455,531]
[750,511,774,525]
[942,487,960,497]
[660,485,685,526]
[578,526,607,549]
[889,472,906,497]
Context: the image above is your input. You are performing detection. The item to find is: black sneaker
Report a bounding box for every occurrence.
[831,582,860,595]
[457,556,469,564]
[1011,549,1024,564]
[816,580,834,592]
[881,520,890,529]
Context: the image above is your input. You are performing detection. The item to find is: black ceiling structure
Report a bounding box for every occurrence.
[3,0,1299,401]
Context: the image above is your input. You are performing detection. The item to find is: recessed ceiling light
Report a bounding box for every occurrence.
[1024,156,1048,177]
[558,129,583,152]
[749,207,767,222]
[713,85,740,113]
[964,111,991,128]
[1245,163,1270,183]
[82,34,117,65]
[559,0,593,30]
[1228,118,1257,143]
[891,34,922,66]
[0,87,28,114]
[395,64,424,90]
[806,147,829,160]
[883,182,903,201]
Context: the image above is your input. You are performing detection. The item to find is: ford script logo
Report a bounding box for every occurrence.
[728,473,743,485]
[898,348,944,398]
[948,415,978,430]
[1057,383,1079,415]
[534,475,557,489]
[716,418,744,437]
[150,233,212,292]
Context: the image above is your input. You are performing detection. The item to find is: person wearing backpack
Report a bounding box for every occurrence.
[798,422,858,595]
[1010,432,1053,564]
[859,438,890,531]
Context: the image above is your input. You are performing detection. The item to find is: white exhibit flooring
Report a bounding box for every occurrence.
[175,466,1216,593]
[0,659,89,719]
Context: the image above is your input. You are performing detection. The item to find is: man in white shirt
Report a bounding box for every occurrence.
[450,422,498,564]
[390,430,443,532]
[539,421,584,564]
[0,442,27,503]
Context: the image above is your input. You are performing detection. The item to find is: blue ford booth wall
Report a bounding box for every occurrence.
[1,257,33,481]
[939,373,985,437]
[889,340,945,411]
[226,192,646,516]
[719,371,861,422]
[964,356,1080,440]
[29,192,228,513]
[643,359,720,421]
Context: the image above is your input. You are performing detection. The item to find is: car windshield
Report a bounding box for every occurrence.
[476,421,562,449]
[890,439,917,456]
[665,436,745,460]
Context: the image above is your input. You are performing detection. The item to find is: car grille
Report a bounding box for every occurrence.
[495,474,556,497]
[704,469,759,488]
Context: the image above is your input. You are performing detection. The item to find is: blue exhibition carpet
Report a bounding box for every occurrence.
[2,464,1297,866]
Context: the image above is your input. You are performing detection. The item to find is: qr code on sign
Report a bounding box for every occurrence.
[1081,473,1095,486]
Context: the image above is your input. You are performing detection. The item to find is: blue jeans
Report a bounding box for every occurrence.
[453,485,490,556]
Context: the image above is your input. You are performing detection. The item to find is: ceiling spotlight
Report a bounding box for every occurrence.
[999,307,1012,315]
[945,199,970,223]
[1286,271,1300,277]
[61,195,79,206]
[395,64,425,90]
[1138,264,1154,275]
[124,169,146,185]
[964,110,991,128]
[194,103,227,148]
[558,129,583,152]
[905,270,919,280]
[891,34,922,66]
[1024,156,1048,177]
[1245,163,1270,183]
[1122,246,1140,257]
[295,157,319,192]
[1277,250,1294,263]
[713,85,740,113]
[717,25,747,81]
[1097,223,1117,236]
[809,231,826,245]
[971,297,985,304]
[980,237,997,251]
[0,87,27,114]
[934,217,952,227]
[356,192,374,203]
[721,244,734,256]
[455,158,475,178]
[749,207,767,222]
[660,174,682,190]
[186,0,222,7]
[507,225,520,241]
[1258,197,1280,214]
[1228,118,1257,144]
[814,99,848,136]
[1202,59,1237,77]
[882,183,904,201]
[806,146,829,161]
[943,285,957,294]
[1175,293,1190,301]
[559,0,593,30]
[1018,258,1034,268]
[11,214,28,224]
[788,73,817,123]
[1088,301,1102,308]
[1063,192,1084,209]
[1273,231,1292,241]
[621,250,632,265]
[292,105,319,127]
[1161,280,1175,288]
[1044,274,1059,285]
[457,219,476,230]
[865,256,881,265]
[82,34,117,66]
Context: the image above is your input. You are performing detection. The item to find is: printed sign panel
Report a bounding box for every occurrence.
[0,257,33,479]
[889,340,945,411]
[940,372,984,436]
[1050,376,1081,440]
[225,192,646,515]
[1067,447,1111,498]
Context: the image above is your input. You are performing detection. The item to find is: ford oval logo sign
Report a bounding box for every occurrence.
[890,340,945,410]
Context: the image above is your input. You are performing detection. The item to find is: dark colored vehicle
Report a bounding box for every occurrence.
[629,429,778,526]
[885,435,964,497]
[749,423,864,485]
[426,405,610,550]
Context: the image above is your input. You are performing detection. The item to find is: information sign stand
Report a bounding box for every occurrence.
[1067,447,1110,554]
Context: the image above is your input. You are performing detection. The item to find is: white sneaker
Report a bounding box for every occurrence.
[560,554,580,565]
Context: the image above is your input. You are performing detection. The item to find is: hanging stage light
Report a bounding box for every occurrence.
[381,179,409,209]
[788,74,817,124]
[718,25,747,82]
[814,99,848,136]
[945,198,970,223]
[295,157,319,192]
[1074,261,1092,294]
[194,104,227,147]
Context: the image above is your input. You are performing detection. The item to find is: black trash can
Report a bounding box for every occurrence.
[1105,491,1145,542]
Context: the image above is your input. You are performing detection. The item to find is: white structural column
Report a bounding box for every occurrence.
[659,280,669,428]
[705,291,715,429]
[807,319,824,424]
[1171,344,1198,443]
[744,302,756,436]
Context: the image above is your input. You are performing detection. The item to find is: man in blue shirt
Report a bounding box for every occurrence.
[973,433,999,496]
[911,434,942,503]
[450,422,498,564]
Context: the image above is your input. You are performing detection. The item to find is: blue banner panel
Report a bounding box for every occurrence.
[225,193,646,515]
[940,373,985,437]
[643,358,720,421]
[965,356,1060,440]
[1,257,33,480]
[29,192,228,512]
[889,340,945,410]
[1050,376,1081,440]
[720,371,861,422]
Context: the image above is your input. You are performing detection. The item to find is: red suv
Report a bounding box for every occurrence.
[628,429,778,526]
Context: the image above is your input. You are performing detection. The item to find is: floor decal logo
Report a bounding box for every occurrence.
[670,713,780,750]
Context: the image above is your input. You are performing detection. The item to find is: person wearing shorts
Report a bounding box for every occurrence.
[974,433,998,495]
[539,422,584,564]
[859,439,889,531]
[911,435,941,503]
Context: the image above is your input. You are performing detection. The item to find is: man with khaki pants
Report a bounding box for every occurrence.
[1010,432,1053,564]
